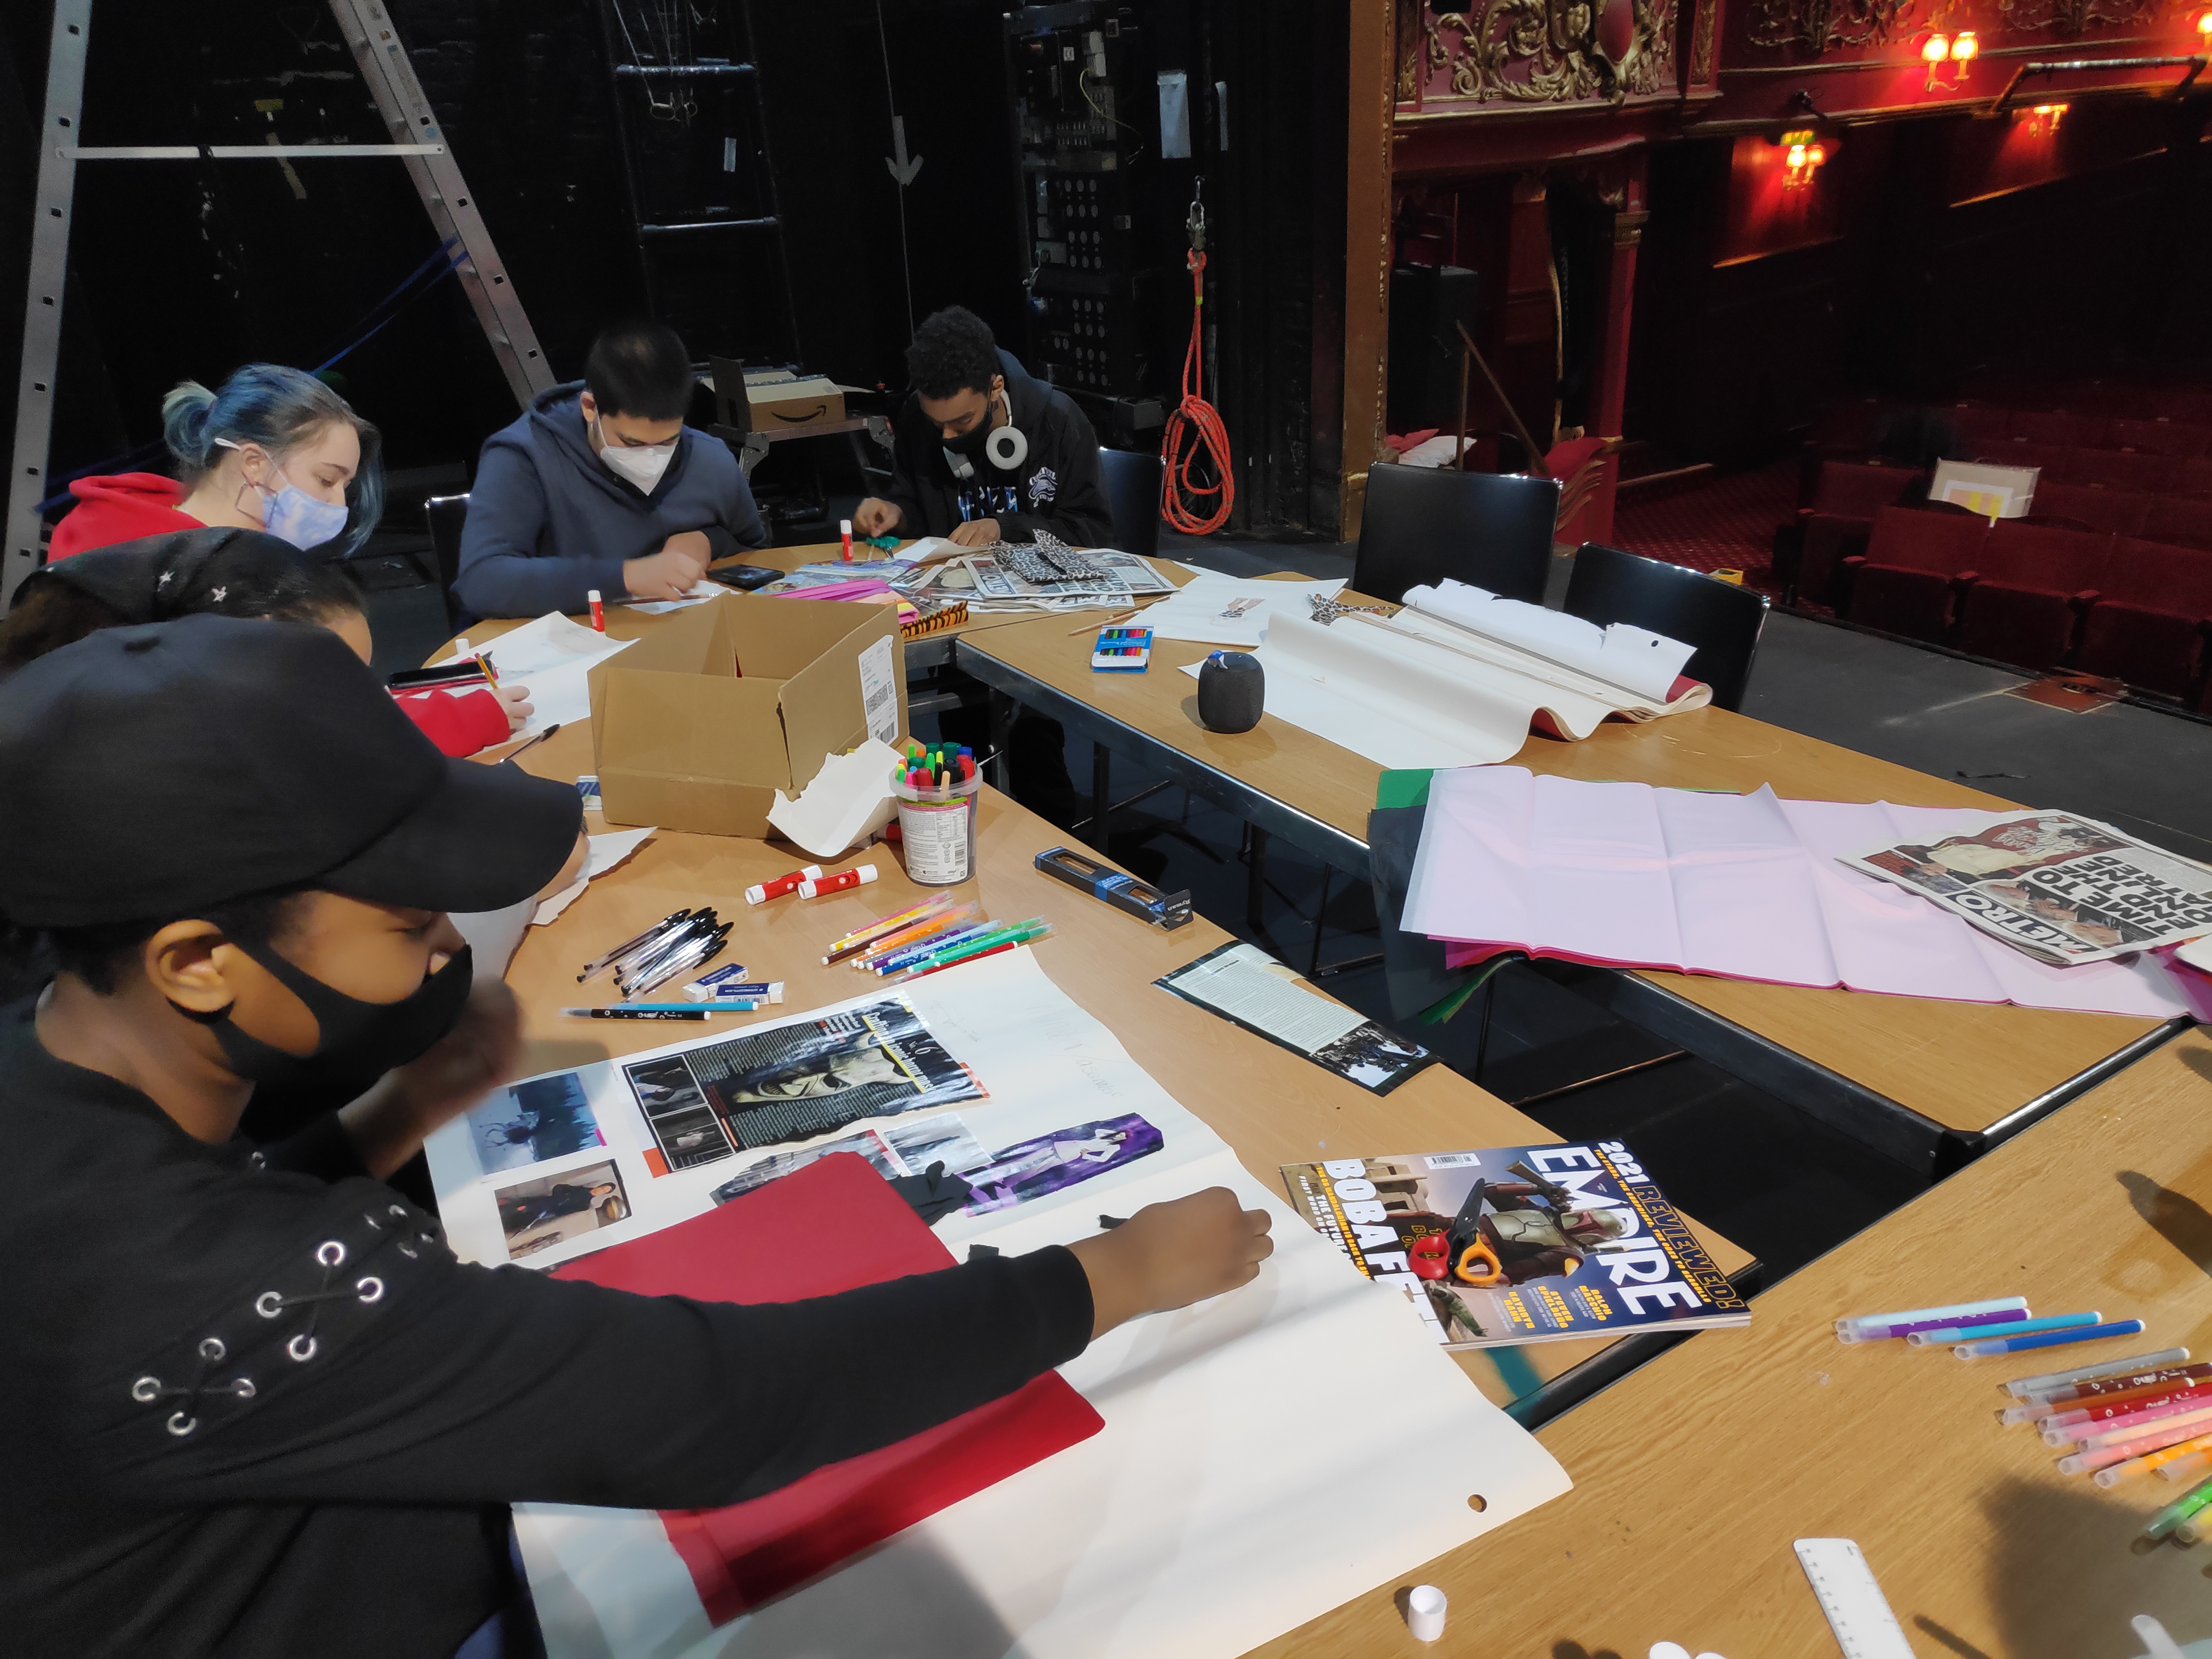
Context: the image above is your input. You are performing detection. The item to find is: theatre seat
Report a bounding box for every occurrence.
[2059,448,2178,493]
[1809,458,1923,518]
[2074,538,2212,698]
[1951,524,2111,670]
[2172,459,2212,498]
[1842,506,1988,643]
[2031,480,2149,536]
[1793,512,1874,607]
[2142,495,2212,550]
[2107,419,2212,459]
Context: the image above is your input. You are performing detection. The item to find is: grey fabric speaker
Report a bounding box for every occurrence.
[1197,651,1265,733]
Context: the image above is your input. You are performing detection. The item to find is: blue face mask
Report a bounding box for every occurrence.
[218,439,351,551]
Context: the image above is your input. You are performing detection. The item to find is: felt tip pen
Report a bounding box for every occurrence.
[588,589,606,632]
[822,893,960,962]
[2005,1348,2189,1397]
[799,865,878,898]
[1910,1311,2098,1347]
[746,865,824,906]
[2141,1472,2212,1541]
[2159,1450,2212,1484]
[597,1001,770,1014]
[1841,1307,2038,1344]
[2037,1380,2212,1434]
[1999,1361,2212,1424]
[1956,1318,2146,1359]
[903,938,1025,980]
[1836,1297,2027,1337]
[2087,1429,2212,1487]
[851,903,983,967]
[904,921,1052,977]
[2068,1401,2212,1452]
[561,1006,707,1021]
[869,920,1001,974]
[899,922,1031,970]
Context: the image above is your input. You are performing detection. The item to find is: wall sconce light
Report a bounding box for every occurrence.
[2198,8,2212,36]
[2022,100,2068,136]
[1923,30,1978,92]
[1781,128,1829,188]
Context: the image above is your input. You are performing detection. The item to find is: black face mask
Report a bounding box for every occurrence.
[190,941,475,1092]
[944,393,1000,461]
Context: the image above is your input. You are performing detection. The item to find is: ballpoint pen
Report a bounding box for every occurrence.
[612,917,721,990]
[578,909,693,981]
[624,930,730,999]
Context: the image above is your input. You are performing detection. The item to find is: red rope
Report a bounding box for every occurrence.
[1160,250,1234,534]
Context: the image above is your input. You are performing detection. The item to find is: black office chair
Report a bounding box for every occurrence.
[1353,465,1561,605]
[1561,542,1770,712]
[425,492,470,632]
[1097,447,1164,559]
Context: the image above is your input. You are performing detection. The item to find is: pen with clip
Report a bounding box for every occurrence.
[623,929,730,1000]
[578,909,694,982]
[561,1006,707,1022]
[607,910,721,985]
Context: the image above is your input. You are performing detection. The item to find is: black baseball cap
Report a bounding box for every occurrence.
[0,613,582,927]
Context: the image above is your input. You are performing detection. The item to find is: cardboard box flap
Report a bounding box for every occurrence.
[722,594,879,681]
[780,651,874,795]
[599,668,793,790]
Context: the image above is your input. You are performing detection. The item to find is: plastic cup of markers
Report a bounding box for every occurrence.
[894,774,981,885]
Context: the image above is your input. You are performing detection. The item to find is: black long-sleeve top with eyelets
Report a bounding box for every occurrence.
[0,1006,1094,1659]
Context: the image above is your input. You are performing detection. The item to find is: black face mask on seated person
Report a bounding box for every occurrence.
[944,391,1002,462]
[180,938,475,1096]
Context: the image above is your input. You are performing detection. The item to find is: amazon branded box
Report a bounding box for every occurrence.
[588,596,906,838]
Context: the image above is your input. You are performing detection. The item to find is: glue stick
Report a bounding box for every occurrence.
[840,518,854,561]
[588,589,606,632]
[744,864,822,906]
[799,865,878,899]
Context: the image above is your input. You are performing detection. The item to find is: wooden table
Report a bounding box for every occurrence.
[1254,1026,2212,1658]
[953,589,2187,1173]
[487,707,1753,1426]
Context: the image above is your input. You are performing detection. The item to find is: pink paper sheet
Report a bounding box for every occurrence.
[1406,768,2192,1018]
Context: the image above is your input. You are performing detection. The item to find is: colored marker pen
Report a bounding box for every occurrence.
[600,1001,770,1014]
[2006,1347,2190,1397]
[1909,1311,2097,1347]
[588,589,606,632]
[799,865,878,898]
[1956,1318,2146,1359]
[1843,1307,2036,1344]
[1836,1296,2027,1338]
[746,865,823,905]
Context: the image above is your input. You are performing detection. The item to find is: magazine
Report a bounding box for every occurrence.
[622,997,984,1172]
[961,549,1171,607]
[1280,1141,1747,1350]
[708,1112,988,1205]
[1842,811,2212,964]
[1156,941,1435,1093]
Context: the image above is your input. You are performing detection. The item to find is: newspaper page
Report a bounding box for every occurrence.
[1842,811,2212,964]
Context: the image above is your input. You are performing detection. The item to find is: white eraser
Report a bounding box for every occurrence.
[1406,1585,1446,1643]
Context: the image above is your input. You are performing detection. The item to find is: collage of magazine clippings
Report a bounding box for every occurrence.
[1843,811,2212,964]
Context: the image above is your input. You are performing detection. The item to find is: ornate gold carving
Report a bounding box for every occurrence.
[1995,0,2164,32]
[1421,0,1678,106]
[1743,0,1920,53]
[1395,0,1429,101]
[1691,0,1718,78]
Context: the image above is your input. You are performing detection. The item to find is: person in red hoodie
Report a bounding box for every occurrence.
[48,364,383,562]
[0,528,527,758]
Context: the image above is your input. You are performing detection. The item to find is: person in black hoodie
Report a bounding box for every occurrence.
[453,320,770,622]
[855,307,1113,549]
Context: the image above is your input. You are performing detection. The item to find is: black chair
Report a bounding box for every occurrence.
[1097,447,1164,559]
[1353,466,1561,605]
[1561,542,1770,712]
[425,492,470,631]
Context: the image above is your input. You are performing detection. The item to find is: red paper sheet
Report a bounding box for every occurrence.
[552,1152,1103,1621]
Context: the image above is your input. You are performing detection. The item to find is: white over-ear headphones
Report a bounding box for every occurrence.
[985,417,1028,471]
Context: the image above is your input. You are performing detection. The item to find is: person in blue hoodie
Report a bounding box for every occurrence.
[453,320,769,621]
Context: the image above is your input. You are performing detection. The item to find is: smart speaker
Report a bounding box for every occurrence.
[1197,651,1265,733]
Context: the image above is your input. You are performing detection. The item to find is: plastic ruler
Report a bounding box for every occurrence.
[1793,1538,1917,1659]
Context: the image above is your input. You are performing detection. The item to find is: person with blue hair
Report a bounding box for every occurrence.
[48,364,384,562]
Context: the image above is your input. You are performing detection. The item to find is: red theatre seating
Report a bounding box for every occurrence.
[2142,495,2212,550]
[2059,449,2179,493]
[2030,480,2150,535]
[1951,524,2112,670]
[1843,507,1988,642]
[2074,538,2212,699]
[1797,514,1875,607]
[2107,419,2212,460]
[2168,458,2212,499]
[1812,458,1923,518]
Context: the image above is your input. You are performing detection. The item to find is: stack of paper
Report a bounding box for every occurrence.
[1142,573,1346,647]
[445,613,637,737]
[1403,767,2197,1017]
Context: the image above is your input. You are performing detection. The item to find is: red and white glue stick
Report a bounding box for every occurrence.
[799,864,878,899]
[745,864,823,906]
[839,518,854,562]
[588,589,606,633]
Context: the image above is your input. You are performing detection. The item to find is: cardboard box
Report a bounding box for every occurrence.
[742,371,847,431]
[588,597,907,838]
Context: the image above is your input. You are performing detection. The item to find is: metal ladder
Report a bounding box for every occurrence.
[5,0,556,611]
[594,0,802,363]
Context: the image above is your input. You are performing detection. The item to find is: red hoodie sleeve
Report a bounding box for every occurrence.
[392,687,514,757]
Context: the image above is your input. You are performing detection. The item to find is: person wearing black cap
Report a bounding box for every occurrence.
[0,615,1272,1658]
[0,527,534,756]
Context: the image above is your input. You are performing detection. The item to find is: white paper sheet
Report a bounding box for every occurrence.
[1402,768,2194,1017]
[442,613,638,737]
[427,953,1570,1659]
[1400,579,1696,703]
[625,582,727,615]
[1164,942,1369,1053]
[1141,574,1345,648]
[449,898,537,979]
[532,827,657,926]
[764,738,902,857]
[905,535,970,565]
